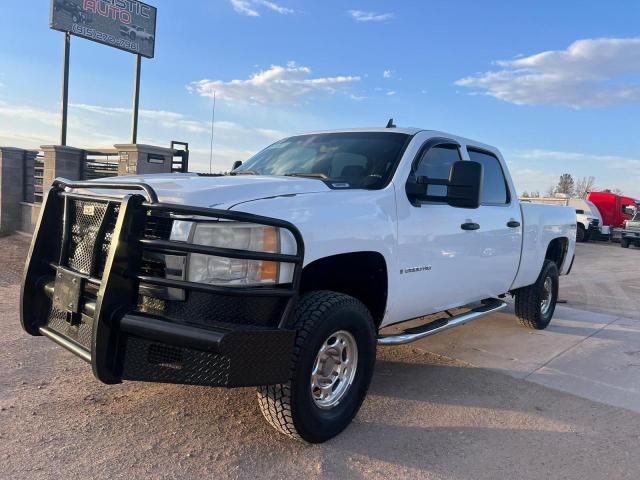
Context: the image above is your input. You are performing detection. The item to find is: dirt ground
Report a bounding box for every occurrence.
[2,235,640,479]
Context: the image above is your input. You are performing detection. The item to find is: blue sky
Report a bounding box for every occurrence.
[1,0,639,197]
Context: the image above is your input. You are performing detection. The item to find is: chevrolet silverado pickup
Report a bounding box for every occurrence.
[20,128,576,443]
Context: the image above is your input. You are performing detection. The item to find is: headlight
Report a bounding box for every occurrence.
[171,221,296,286]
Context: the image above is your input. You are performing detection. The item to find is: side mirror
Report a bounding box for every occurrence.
[406,160,483,209]
[231,160,242,171]
[447,160,483,209]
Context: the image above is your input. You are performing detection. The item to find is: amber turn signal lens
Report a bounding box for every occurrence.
[259,227,280,282]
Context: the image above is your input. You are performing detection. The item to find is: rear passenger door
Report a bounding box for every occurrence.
[466,147,522,296]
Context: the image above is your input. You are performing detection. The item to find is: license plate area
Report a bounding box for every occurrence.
[53,268,84,314]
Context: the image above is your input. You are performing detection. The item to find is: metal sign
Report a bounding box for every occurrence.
[50,0,157,58]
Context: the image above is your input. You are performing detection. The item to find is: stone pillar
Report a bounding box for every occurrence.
[41,145,84,189]
[0,147,29,232]
[114,144,175,176]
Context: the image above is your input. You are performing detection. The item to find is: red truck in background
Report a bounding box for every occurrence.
[587,191,638,240]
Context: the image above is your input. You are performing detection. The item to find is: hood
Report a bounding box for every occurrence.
[92,173,331,209]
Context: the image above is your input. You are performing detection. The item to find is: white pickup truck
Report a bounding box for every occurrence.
[21,127,576,443]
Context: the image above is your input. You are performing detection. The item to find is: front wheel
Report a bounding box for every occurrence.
[514,260,559,329]
[257,291,376,443]
[621,238,630,248]
[576,224,586,242]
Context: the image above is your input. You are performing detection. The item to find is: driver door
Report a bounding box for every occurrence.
[393,139,487,321]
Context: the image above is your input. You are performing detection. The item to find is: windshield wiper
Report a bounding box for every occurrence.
[284,173,329,180]
[231,170,259,176]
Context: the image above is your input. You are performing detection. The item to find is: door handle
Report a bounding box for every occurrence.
[507,220,521,228]
[461,222,480,231]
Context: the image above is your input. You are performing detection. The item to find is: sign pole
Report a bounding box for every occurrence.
[60,32,71,146]
[131,54,142,144]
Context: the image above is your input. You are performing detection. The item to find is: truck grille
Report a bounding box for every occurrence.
[67,200,111,275]
[62,201,171,278]
[47,202,175,347]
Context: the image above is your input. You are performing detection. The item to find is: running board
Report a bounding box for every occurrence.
[377,299,508,346]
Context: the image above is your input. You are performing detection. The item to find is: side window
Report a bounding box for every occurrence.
[414,145,461,197]
[468,149,509,205]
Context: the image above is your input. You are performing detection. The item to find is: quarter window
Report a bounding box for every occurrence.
[468,149,509,205]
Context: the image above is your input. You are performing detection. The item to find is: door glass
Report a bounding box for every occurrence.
[415,145,461,198]
[468,149,509,205]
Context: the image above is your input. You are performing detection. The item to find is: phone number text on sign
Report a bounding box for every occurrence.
[72,24,140,52]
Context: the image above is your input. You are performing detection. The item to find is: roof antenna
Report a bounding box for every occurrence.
[386,118,396,128]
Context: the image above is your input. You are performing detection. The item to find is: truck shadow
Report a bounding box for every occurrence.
[313,348,640,478]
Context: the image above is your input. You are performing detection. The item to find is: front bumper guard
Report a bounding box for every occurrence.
[20,178,304,387]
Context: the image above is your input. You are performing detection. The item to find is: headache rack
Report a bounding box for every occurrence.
[21,178,304,385]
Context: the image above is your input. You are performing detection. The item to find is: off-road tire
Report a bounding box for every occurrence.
[621,238,630,248]
[257,291,376,443]
[576,224,586,242]
[514,260,559,330]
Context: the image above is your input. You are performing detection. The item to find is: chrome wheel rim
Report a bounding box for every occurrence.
[311,330,358,409]
[540,277,553,315]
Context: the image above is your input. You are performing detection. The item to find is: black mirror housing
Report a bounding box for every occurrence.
[406,160,483,209]
[231,160,243,171]
[447,160,483,209]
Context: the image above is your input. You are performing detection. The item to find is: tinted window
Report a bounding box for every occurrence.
[575,209,585,214]
[468,149,509,204]
[235,132,409,189]
[415,145,461,197]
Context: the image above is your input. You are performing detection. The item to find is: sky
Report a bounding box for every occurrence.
[1,0,639,198]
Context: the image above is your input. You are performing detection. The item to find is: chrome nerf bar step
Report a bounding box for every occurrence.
[377,299,508,346]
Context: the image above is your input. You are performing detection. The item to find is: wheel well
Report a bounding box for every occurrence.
[300,252,387,327]
[545,237,568,269]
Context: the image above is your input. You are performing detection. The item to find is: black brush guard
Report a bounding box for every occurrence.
[20,178,304,387]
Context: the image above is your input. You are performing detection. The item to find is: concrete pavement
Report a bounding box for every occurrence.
[2,237,640,479]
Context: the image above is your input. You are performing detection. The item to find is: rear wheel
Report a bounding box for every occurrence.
[514,260,559,330]
[257,291,376,443]
[621,238,630,248]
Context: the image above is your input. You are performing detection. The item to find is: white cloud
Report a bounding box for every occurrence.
[190,62,361,105]
[230,0,292,16]
[254,0,293,14]
[0,100,293,174]
[513,149,640,167]
[383,70,393,79]
[349,10,394,23]
[507,148,640,198]
[0,103,60,127]
[230,0,259,16]
[71,103,211,133]
[455,37,640,107]
[386,90,396,96]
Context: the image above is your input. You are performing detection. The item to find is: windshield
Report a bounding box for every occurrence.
[234,132,410,189]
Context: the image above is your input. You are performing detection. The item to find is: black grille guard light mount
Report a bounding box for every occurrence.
[21,178,305,385]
